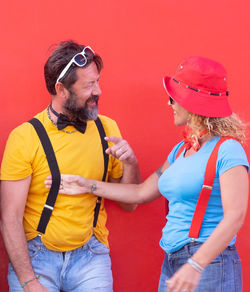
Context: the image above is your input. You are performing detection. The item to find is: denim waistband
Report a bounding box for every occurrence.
[27,234,109,254]
[167,241,236,258]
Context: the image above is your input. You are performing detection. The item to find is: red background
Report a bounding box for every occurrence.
[0,1,250,291]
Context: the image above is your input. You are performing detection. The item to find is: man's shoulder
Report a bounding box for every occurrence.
[33,109,47,120]
[97,114,119,130]
[96,115,121,137]
[9,109,47,138]
[97,114,117,125]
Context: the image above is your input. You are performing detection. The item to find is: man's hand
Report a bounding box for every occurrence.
[105,136,137,165]
[105,136,141,211]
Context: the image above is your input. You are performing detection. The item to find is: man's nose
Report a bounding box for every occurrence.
[93,82,102,96]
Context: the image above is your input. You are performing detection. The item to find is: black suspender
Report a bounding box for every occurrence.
[28,118,61,234]
[28,116,109,234]
[93,117,109,227]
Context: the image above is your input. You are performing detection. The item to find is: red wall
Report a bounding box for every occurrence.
[1,1,250,291]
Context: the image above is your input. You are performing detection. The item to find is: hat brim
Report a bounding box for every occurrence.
[163,76,232,118]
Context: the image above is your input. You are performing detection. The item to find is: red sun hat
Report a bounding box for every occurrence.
[163,56,232,117]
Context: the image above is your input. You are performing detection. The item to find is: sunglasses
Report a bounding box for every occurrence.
[169,95,175,105]
[56,46,95,84]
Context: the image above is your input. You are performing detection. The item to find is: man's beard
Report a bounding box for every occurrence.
[63,89,99,121]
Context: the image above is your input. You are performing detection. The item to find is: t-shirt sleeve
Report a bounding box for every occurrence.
[1,124,34,180]
[217,139,249,176]
[167,141,185,165]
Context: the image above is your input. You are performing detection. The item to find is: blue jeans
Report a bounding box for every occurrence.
[8,235,113,292]
[158,242,242,292]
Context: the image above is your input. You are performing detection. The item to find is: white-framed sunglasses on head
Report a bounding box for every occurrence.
[56,46,95,84]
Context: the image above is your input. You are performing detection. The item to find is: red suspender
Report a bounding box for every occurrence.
[175,136,233,239]
[175,144,186,159]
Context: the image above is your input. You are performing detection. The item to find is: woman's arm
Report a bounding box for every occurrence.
[167,165,249,292]
[45,160,170,204]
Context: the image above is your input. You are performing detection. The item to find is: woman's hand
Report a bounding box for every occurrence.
[45,174,90,195]
[166,263,201,292]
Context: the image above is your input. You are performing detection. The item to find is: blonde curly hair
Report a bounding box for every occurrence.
[187,113,246,144]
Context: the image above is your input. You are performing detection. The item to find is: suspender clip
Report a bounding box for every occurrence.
[202,184,212,190]
[44,204,54,211]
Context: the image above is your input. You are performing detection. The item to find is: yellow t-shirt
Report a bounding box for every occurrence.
[1,109,123,251]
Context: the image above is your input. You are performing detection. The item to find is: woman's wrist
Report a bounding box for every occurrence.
[90,182,97,194]
[89,180,98,194]
[187,258,204,273]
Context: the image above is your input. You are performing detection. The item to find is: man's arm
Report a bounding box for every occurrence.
[105,136,141,212]
[0,177,49,291]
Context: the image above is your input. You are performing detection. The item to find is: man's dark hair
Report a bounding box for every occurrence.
[44,40,103,95]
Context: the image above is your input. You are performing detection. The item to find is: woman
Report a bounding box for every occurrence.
[45,56,249,292]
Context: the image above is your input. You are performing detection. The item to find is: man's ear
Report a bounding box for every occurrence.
[55,82,69,99]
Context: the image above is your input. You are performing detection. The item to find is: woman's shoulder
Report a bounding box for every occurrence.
[167,140,185,164]
[216,137,249,175]
[218,137,247,157]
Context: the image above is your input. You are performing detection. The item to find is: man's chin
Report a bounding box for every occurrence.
[86,107,98,121]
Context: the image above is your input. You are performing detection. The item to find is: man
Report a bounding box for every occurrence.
[0,40,141,292]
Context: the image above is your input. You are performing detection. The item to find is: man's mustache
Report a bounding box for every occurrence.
[87,95,99,104]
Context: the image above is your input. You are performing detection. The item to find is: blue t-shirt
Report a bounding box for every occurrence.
[158,136,249,253]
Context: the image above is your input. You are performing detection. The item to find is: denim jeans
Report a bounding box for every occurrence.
[158,242,242,292]
[8,235,113,292]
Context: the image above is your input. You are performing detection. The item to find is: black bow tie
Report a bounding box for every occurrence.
[57,114,87,133]
[50,105,87,134]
